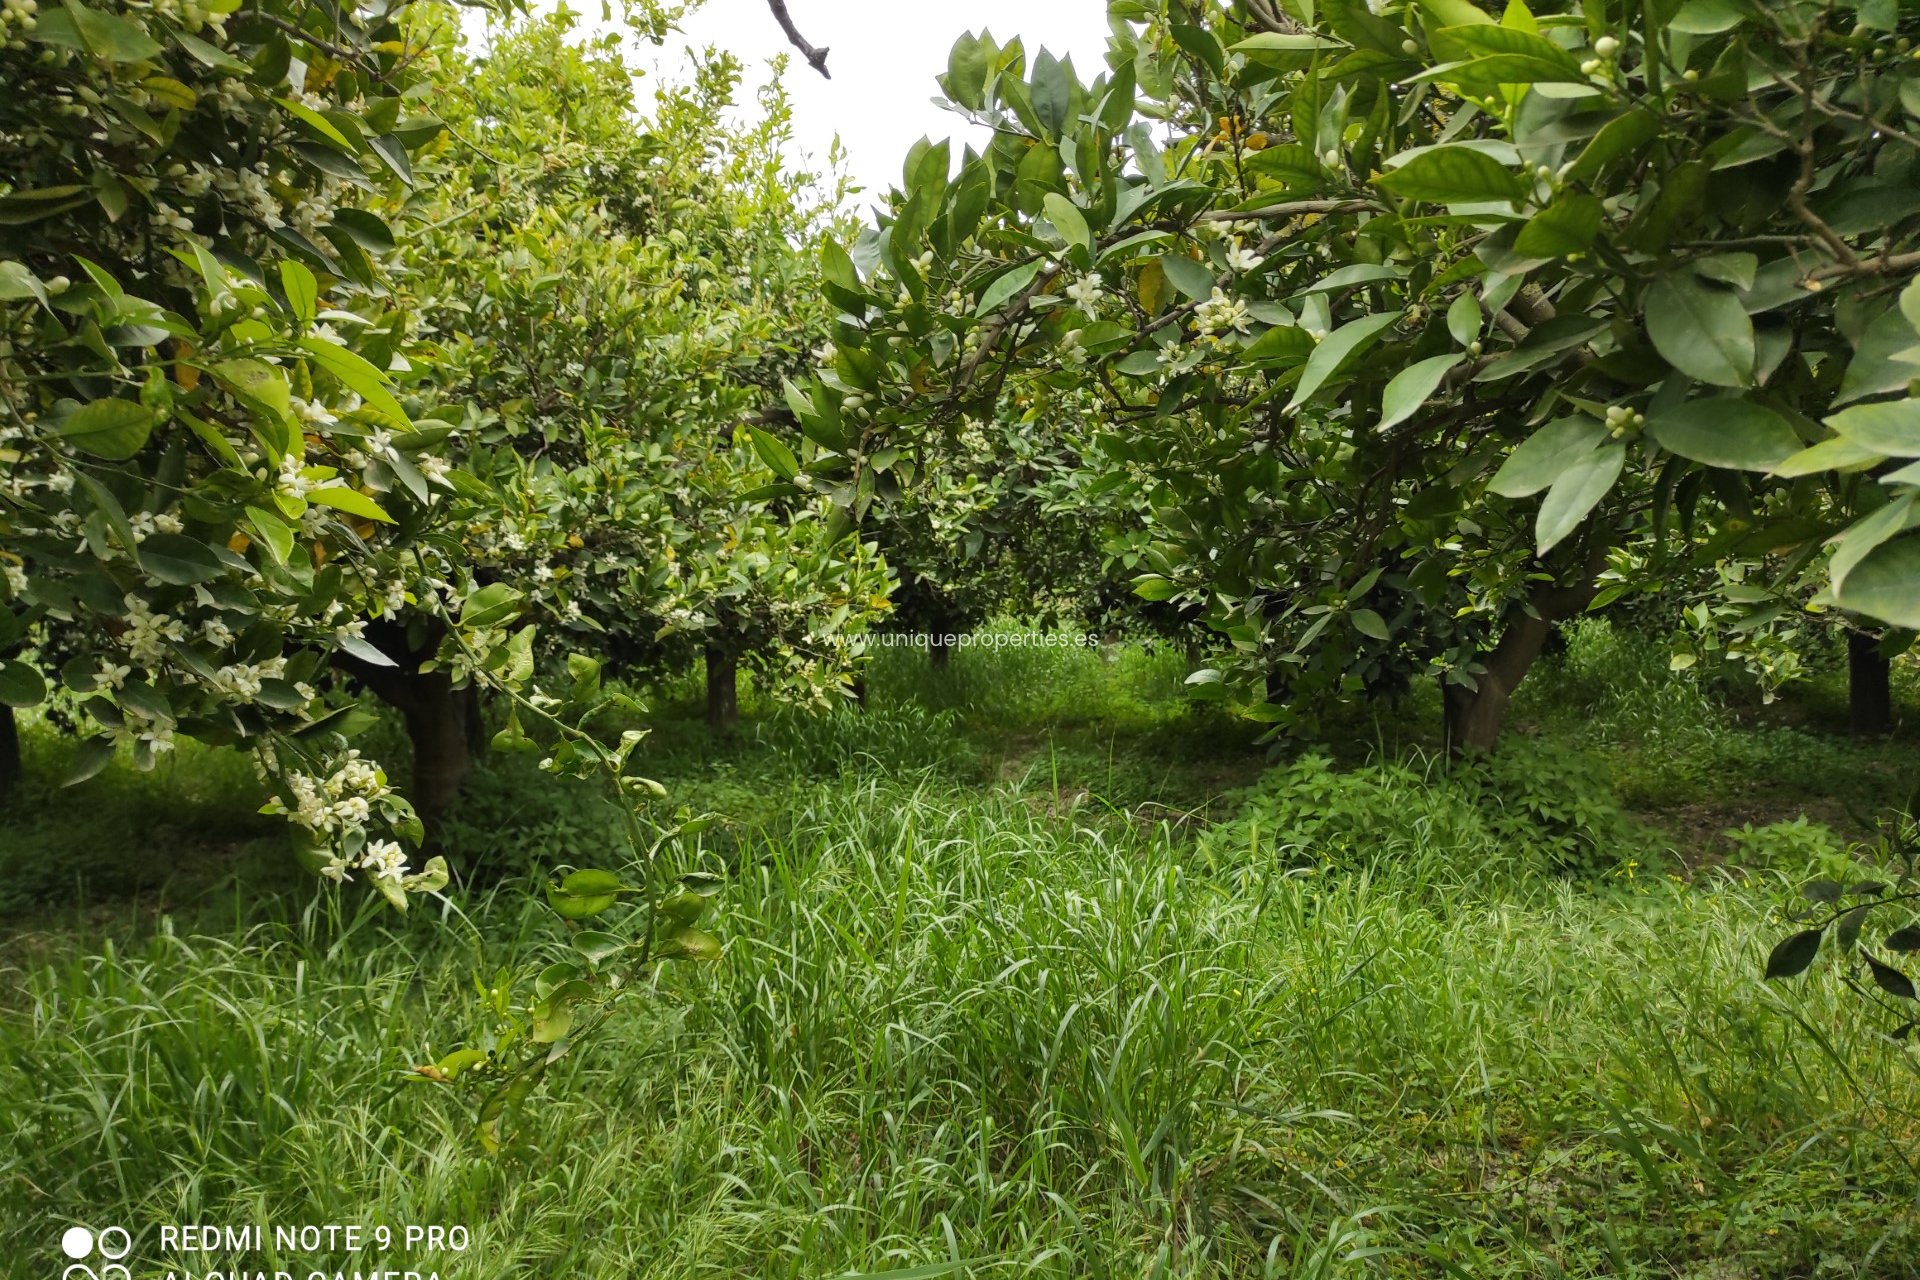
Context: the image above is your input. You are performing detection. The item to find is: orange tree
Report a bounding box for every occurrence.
[762,0,1920,750]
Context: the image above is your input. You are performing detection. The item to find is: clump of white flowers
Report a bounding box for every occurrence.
[122,594,189,665]
[1224,240,1265,274]
[261,749,446,907]
[1064,274,1105,314]
[1195,287,1253,336]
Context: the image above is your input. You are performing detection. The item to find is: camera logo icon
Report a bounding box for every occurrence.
[58,1226,130,1280]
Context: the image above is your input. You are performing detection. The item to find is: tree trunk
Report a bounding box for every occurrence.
[401,670,474,837]
[1850,630,1895,737]
[1443,558,1605,754]
[1443,611,1555,754]
[461,682,490,758]
[0,704,19,806]
[706,646,739,733]
[333,620,478,840]
[929,632,951,668]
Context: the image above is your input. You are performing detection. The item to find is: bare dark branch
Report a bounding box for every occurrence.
[765,0,830,79]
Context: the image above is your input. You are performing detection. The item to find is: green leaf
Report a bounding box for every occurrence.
[1513,195,1604,259]
[1565,110,1660,185]
[1535,442,1623,553]
[572,931,625,964]
[275,96,357,150]
[1837,308,1920,405]
[0,660,47,708]
[1157,253,1217,303]
[1764,928,1822,979]
[58,398,155,460]
[546,868,640,921]
[1771,435,1888,477]
[1041,193,1091,261]
[1231,32,1347,71]
[748,426,800,481]
[1446,291,1481,347]
[1644,275,1754,387]
[138,534,227,585]
[1669,0,1745,32]
[279,259,318,325]
[1350,608,1389,640]
[0,260,49,306]
[1287,312,1400,411]
[1646,397,1800,471]
[1374,145,1527,204]
[1376,354,1458,432]
[66,0,163,62]
[1245,144,1334,191]
[1886,926,1920,953]
[1834,534,1920,629]
[1132,575,1178,602]
[211,358,292,425]
[1419,0,1495,26]
[1866,951,1918,1000]
[462,583,524,630]
[1488,416,1606,497]
[307,487,395,523]
[976,259,1040,315]
[1826,398,1920,457]
[299,337,410,427]
[655,926,723,962]
[1427,23,1588,83]
[64,736,117,786]
[1831,495,1917,591]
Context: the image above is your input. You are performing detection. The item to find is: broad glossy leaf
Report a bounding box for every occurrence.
[1232,32,1347,70]
[462,582,524,629]
[1377,354,1458,431]
[1764,928,1822,979]
[66,0,163,62]
[1488,416,1606,497]
[211,358,293,425]
[1646,397,1799,471]
[1837,308,1920,405]
[1158,253,1217,302]
[1288,313,1401,411]
[976,259,1040,314]
[1644,275,1753,387]
[1826,398,1920,457]
[300,338,409,427]
[138,534,227,585]
[279,259,318,325]
[748,426,800,481]
[1375,145,1527,204]
[1831,496,1919,593]
[1834,533,1920,629]
[0,660,47,708]
[1513,195,1603,259]
[58,398,155,460]
[1042,193,1091,260]
[1535,442,1623,553]
[1446,291,1481,346]
[1428,23,1587,83]
[1563,110,1659,186]
[307,487,395,523]
[1771,435,1888,477]
[1866,951,1918,1000]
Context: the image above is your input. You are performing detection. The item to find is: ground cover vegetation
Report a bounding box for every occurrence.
[5,0,1920,1273]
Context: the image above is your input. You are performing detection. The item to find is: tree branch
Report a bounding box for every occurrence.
[765,0,830,79]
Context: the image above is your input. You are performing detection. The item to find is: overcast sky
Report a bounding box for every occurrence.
[467,1,1115,213]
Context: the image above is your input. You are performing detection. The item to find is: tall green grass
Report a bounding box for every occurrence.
[3,626,1918,1276]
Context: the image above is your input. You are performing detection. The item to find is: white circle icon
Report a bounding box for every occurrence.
[60,1228,94,1259]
